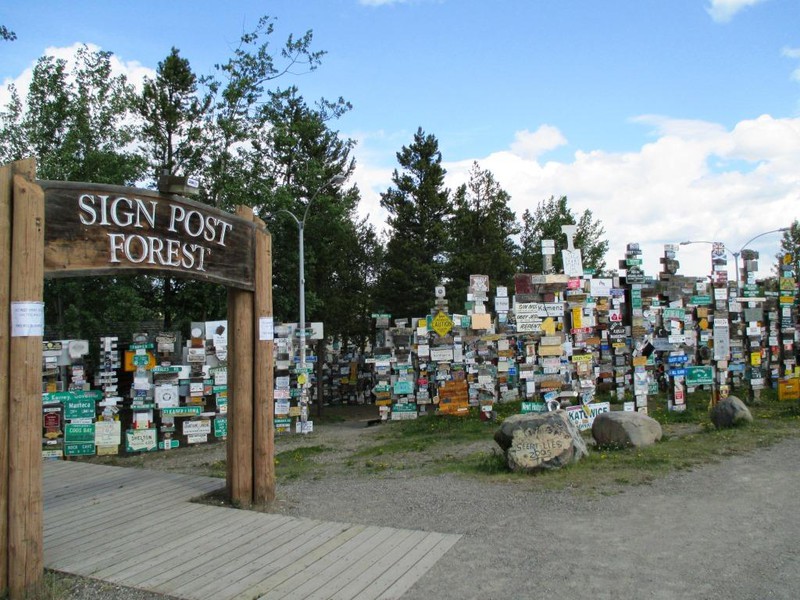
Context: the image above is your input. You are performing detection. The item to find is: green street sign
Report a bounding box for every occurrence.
[663,308,686,320]
[65,423,95,443]
[686,366,714,386]
[132,354,150,367]
[214,417,227,438]
[160,406,202,417]
[521,402,546,413]
[691,296,712,306]
[64,442,95,457]
[63,397,96,420]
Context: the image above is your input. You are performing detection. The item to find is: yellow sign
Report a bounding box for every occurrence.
[541,317,556,336]
[123,350,156,372]
[571,308,582,329]
[431,311,453,337]
[297,374,308,385]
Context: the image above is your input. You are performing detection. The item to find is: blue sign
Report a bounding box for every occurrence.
[669,368,686,377]
[667,355,688,364]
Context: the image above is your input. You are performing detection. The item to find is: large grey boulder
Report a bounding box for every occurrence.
[592,411,663,448]
[494,411,587,472]
[710,396,753,429]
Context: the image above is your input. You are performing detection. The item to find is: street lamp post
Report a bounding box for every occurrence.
[680,227,789,294]
[279,174,345,428]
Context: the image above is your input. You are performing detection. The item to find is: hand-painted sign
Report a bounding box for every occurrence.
[125,428,158,452]
[40,181,256,290]
[565,402,610,431]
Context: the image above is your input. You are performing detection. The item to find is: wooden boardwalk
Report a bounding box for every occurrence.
[43,461,461,600]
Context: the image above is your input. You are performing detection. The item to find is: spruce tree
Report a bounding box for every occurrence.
[375,128,452,320]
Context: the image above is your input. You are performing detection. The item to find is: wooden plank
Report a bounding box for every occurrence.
[253,525,398,600]
[227,205,254,506]
[121,514,314,589]
[376,535,461,600]
[323,529,430,600]
[177,521,351,599]
[47,503,215,571]
[41,462,462,600]
[253,219,275,503]
[8,174,45,598]
[44,475,216,527]
[45,495,216,552]
[90,510,260,580]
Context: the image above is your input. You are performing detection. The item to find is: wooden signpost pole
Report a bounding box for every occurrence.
[253,218,275,503]
[7,173,45,598]
[227,205,255,506]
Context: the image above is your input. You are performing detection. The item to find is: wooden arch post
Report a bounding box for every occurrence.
[1,159,45,598]
[0,166,275,597]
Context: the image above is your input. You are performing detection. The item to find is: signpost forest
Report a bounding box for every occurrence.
[0,160,275,599]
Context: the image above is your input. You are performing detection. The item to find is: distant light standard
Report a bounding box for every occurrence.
[680,227,789,292]
[279,174,345,422]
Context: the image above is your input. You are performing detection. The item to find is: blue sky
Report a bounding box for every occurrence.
[2,0,800,280]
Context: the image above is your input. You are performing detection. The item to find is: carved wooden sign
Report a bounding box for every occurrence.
[40,181,256,290]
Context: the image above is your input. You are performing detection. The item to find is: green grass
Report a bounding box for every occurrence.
[275,445,329,481]
[347,391,800,495]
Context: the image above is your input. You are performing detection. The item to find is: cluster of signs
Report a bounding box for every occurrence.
[41,323,230,459]
[357,236,798,425]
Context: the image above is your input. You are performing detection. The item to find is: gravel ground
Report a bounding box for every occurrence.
[54,408,800,599]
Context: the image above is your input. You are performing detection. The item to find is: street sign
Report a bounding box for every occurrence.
[431,311,453,337]
[686,366,714,386]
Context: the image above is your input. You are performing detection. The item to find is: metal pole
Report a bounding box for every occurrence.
[278,174,345,433]
[298,219,307,408]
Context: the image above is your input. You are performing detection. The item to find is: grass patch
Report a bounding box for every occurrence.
[411,392,800,494]
[275,445,329,481]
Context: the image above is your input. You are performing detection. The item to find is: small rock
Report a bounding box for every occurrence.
[592,411,663,448]
[710,396,753,429]
[494,411,587,472]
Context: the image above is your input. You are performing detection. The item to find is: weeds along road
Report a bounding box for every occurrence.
[272,434,800,600]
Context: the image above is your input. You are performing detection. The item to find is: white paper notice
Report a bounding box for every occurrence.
[562,249,584,277]
[11,301,44,337]
[259,316,274,341]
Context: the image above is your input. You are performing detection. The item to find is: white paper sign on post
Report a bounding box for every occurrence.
[11,301,45,337]
[259,316,274,341]
[562,250,584,277]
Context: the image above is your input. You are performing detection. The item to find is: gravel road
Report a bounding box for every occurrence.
[57,416,799,599]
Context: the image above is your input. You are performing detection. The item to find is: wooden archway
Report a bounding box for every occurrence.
[0,159,274,598]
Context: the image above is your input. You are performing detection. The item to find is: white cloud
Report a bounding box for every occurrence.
[782,46,800,82]
[0,42,153,109]
[509,125,568,160]
[353,114,800,280]
[706,0,769,23]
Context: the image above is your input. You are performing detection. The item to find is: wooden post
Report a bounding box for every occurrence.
[253,219,275,503]
[0,163,13,596]
[227,206,255,506]
[1,159,37,597]
[7,174,44,598]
